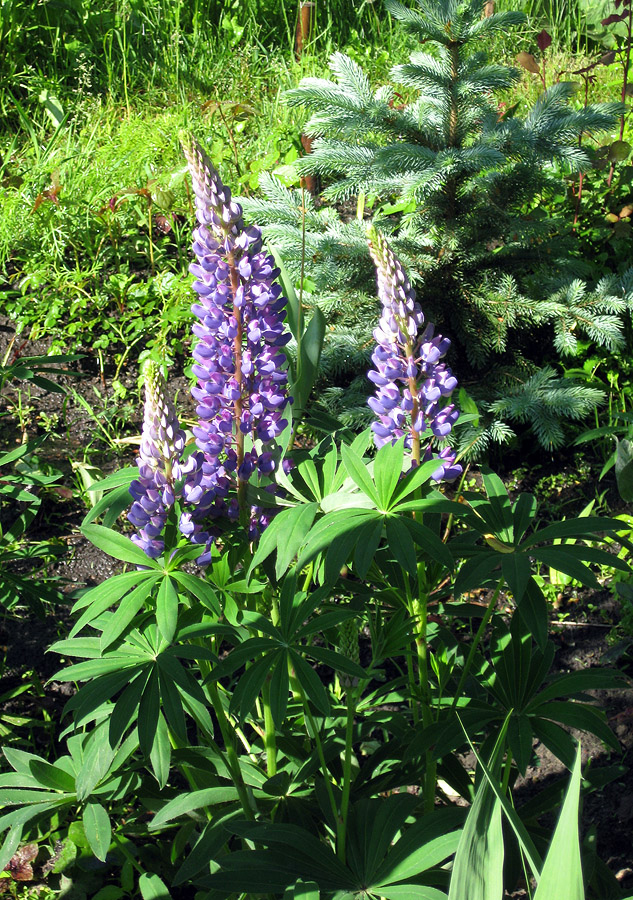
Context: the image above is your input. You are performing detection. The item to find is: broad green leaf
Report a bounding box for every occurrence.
[156,575,179,644]
[230,653,276,721]
[274,502,319,579]
[531,546,599,588]
[100,578,158,652]
[522,517,625,547]
[170,571,220,615]
[149,713,171,787]
[29,760,76,793]
[533,744,583,900]
[292,651,330,715]
[385,516,417,576]
[373,439,404,509]
[138,669,160,758]
[353,518,384,578]
[139,872,171,900]
[536,701,618,751]
[150,786,241,828]
[174,811,242,883]
[507,715,534,775]
[285,880,321,900]
[340,443,381,507]
[81,523,161,568]
[511,493,537,543]
[0,825,22,873]
[82,800,111,862]
[109,670,150,745]
[501,552,532,602]
[516,578,548,651]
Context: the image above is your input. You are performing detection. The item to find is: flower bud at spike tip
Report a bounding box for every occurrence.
[367,226,462,482]
[180,133,293,549]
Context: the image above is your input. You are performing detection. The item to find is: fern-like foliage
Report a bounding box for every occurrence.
[243,0,628,451]
[489,367,604,449]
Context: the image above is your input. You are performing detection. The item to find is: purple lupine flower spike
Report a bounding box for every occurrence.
[367,227,462,482]
[180,133,291,543]
[128,360,188,557]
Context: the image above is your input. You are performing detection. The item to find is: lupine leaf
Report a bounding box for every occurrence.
[81,523,160,567]
[149,712,171,788]
[340,443,381,506]
[156,575,179,644]
[82,801,111,862]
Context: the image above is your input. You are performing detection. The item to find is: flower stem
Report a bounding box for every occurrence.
[452,578,504,709]
[337,690,357,864]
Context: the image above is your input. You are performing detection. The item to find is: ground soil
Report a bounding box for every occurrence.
[1,316,633,897]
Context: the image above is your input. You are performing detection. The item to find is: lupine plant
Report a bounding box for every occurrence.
[0,138,630,900]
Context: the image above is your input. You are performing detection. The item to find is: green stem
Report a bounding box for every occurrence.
[452,578,504,709]
[262,677,278,777]
[501,749,513,796]
[207,681,254,819]
[337,690,357,864]
[297,682,339,834]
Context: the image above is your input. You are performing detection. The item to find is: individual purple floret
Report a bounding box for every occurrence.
[128,361,191,558]
[367,227,462,482]
[180,133,291,542]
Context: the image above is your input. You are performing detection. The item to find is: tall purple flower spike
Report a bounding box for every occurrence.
[128,360,193,558]
[367,227,462,482]
[180,133,291,545]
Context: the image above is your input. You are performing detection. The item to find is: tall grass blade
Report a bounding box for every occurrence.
[533,743,584,900]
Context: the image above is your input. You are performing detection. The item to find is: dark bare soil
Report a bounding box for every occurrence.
[1,316,633,896]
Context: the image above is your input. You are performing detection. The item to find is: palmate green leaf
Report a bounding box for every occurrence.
[377,887,446,900]
[298,458,322,500]
[530,546,599,588]
[533,744,583,900]
[385,516,418,576]
[481,469,513,541]
[69,570,157,636]
[354,518,384,578]
[174,810,242,884]
[507,714,534,776]
[532,719,576,771]
[99,577,159,652]
[81,523,161,568]
[500,552,532,602]
[158,667,187,742]
[230,653,276,722]
[0,825,22,874]
[75,724,116,801]
[296,510,377,573]
[170,570,220,615]
[82,800,111,862]
[291,650,330,715]
[108,669,150,745]
[404,517,454,572]
[511,493,538,544]
[516,578,548,651]
[249,502,318,577]
[536,701,618,752]
[453,551,500,596]
[372,438,405,509]
[275,502,319,579]
[522,516,625,547]
[340,442,382,507]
